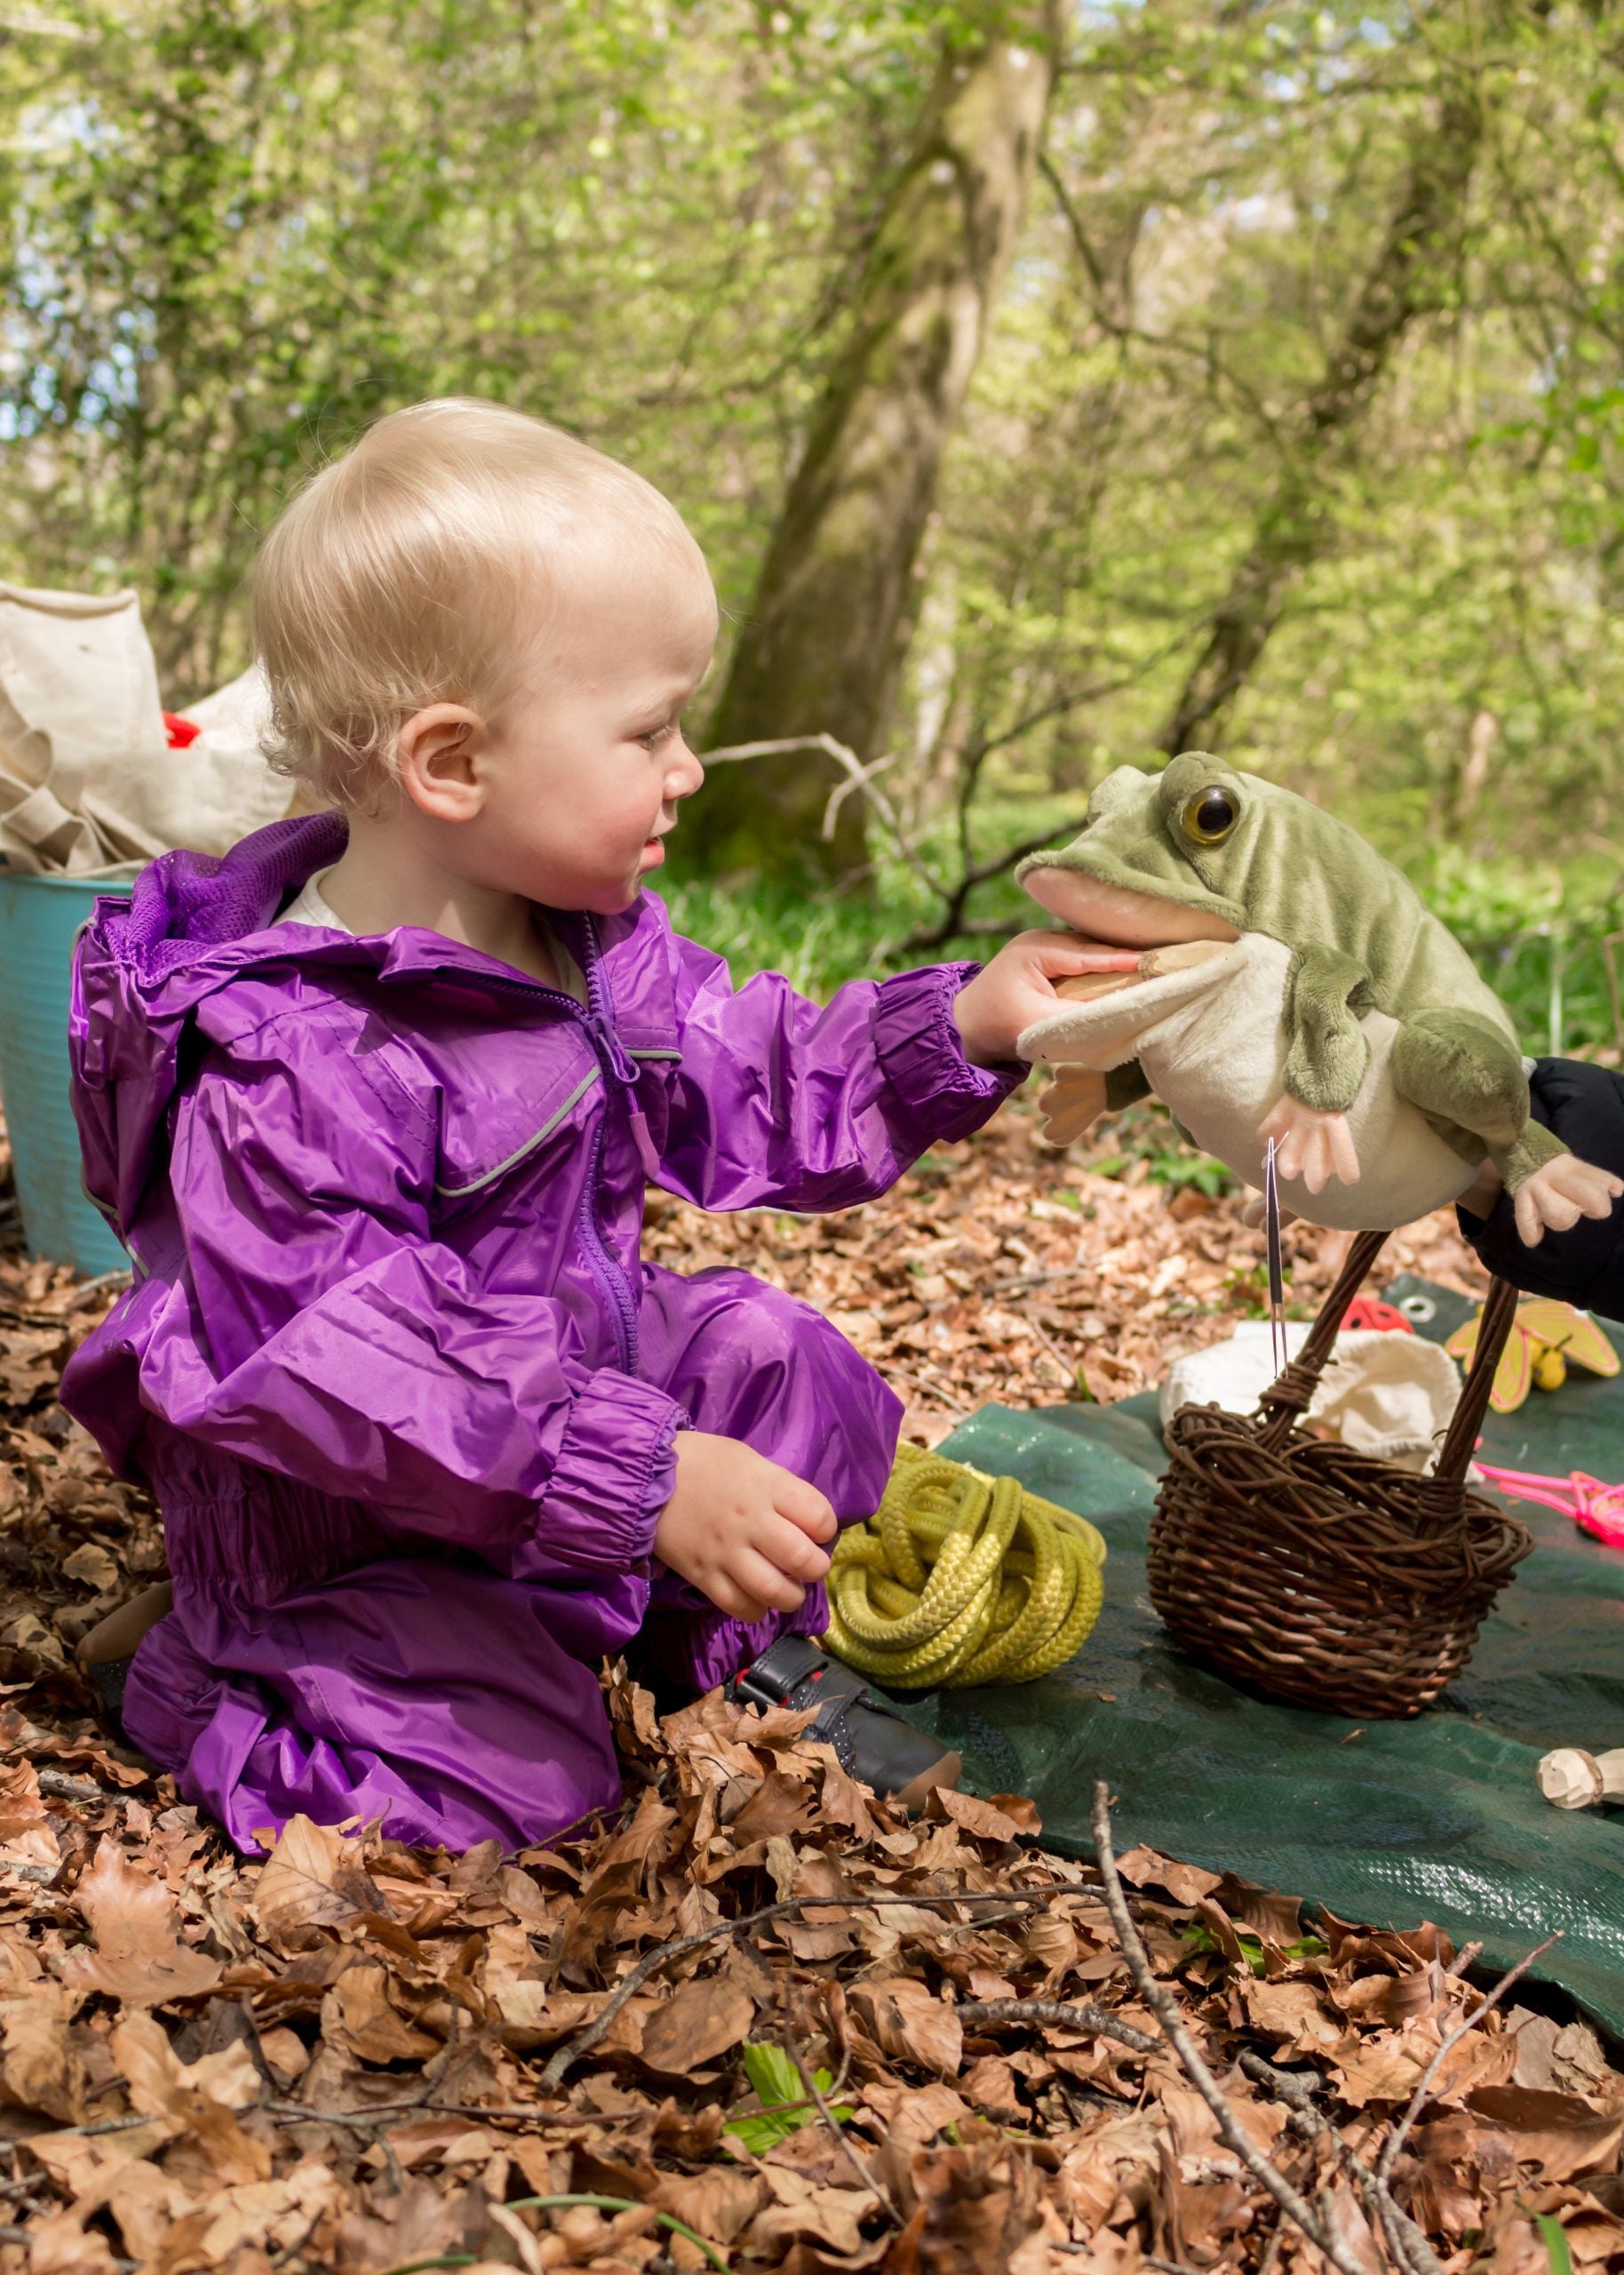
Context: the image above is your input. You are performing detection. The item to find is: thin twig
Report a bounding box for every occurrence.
[13,2112,160,2143]
[784,2042,896,2222]
[958,1996,1158,2055]
[1445,1940,1484,1979]
[537,1885,1057,2092]
[1375,1931,1561,2183]
[1089,1782,1369,2275]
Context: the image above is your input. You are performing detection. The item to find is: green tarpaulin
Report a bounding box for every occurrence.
[901,1278,1624,2033]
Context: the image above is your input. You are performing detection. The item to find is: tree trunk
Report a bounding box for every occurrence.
[1158,79,1484,758]
[689,1,1062,882]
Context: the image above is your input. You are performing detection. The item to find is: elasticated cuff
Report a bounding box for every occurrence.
[516,1370,685,1582]
[872,963,1026,1140]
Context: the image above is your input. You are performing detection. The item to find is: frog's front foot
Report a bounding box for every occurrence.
[1257,1094,1360,1195]
[1037,1066,1109,1147]
[1512,1153,1624,1249]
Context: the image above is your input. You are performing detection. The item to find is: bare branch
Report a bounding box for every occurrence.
[1374,1931,1561,2183]
[1090,1781,1370,2275]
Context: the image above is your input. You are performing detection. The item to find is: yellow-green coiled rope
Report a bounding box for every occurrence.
[824,1441,1107,1689]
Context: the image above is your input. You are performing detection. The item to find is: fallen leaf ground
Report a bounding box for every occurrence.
[5,1101,1620,2275]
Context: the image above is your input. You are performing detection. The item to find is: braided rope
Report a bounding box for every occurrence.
[824,1441,1107,1689]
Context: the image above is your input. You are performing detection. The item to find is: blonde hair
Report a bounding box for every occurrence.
[252,398,710,811]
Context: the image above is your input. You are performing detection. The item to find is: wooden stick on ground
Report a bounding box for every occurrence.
[958,1996,1159,2055]
[1089,1780,1371,2275]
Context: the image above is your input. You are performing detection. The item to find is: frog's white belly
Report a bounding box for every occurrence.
[1023,933,1480,1233]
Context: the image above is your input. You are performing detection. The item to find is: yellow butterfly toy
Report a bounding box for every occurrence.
[1445,1298,1620,1417]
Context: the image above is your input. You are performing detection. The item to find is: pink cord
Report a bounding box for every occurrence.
[1474,1461,1624,1551]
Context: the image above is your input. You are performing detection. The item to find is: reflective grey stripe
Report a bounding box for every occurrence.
[629,1048,681,1061]
[434,1067,602,1196]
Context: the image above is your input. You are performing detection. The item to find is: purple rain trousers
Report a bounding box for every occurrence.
[61,817,1022,1854]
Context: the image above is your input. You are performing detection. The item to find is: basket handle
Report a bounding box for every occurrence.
[1256,1227,1389,1448]
[1255,1224,1520,1493]
[1429,1273,1519,1489]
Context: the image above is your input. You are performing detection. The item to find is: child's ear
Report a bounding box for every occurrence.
[397,704,485,821]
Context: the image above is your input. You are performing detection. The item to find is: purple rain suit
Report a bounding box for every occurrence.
[60,816,1022,1855]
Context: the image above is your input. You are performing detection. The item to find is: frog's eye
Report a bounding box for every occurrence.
[1182,786,1238,845]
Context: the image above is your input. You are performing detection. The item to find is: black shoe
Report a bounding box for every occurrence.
[728,1636,961,1808]
[84,1653,132,1734]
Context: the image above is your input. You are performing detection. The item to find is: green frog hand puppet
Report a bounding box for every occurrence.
[1015,752,1623,1244]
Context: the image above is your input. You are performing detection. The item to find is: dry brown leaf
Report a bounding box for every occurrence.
[648,2169,767,2255]
[935,1789,1026,1844]
[639,1973,755,2076]
[320,1960,441,2065]
[861,2079,971,2144]
[748,2169,880,2256]
[14,2208,124,2274]
[1114,1845,1222,1907]
[1241,1977,1352,2055]
[1466,2087,1624,2181]
[848,1976,963,2077]
[250,1813,381,1952]
[0,1985,88,2124]
[55,1832,223,2005]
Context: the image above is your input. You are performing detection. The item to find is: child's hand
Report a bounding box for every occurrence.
[655,1432,837,1624]
[952,930,1123,1068]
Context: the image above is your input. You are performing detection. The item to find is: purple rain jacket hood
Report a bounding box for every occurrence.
[61,815,1021,1854]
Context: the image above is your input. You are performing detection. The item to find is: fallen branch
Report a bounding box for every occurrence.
[957,1996,1158,2055]
[1090,1780,1370,2275]
[37,1768,107,1803]
[538,1884,1058,2092]
[1375,1929,1561,2183]
[1238,2052,1446,2275]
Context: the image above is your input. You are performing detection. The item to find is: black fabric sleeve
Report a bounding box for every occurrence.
[1456,1058,1624,1321]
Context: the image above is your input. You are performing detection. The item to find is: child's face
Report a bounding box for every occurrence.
[459,559,715,914]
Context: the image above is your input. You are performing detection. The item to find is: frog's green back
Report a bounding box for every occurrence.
[1021,754,1517,1041]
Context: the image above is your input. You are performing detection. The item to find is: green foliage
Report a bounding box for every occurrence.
[1182,1922,1328,1978]
[6,0,1624,1007]
[722,2042,854,2157]
[1533,2209,1575,2275]
[1145,1152,1233,1200]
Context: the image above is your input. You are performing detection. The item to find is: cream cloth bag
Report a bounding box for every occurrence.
[1158,1321,1465,1473]
[0,583,290,871]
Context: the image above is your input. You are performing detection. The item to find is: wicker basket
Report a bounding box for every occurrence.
[1150,1230,1532,1719]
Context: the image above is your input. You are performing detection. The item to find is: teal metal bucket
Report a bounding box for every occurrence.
[0,869,135,1278]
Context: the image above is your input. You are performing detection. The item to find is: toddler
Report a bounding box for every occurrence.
[62,400,1089,1856]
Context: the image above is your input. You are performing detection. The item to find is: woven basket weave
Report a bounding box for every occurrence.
[1150,1229,1532,1719]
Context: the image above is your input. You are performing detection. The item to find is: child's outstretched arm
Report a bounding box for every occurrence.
[112,1032,684,1583]
[654,916,1095,1214]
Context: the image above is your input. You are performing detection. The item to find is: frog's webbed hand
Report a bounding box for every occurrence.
[1262,943,1372,1189]
[1258,1093,1360,1193]
[1511,1152,1624,1249]
[1389,1009,1621,1245]
[1037,1059,1150,1148]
